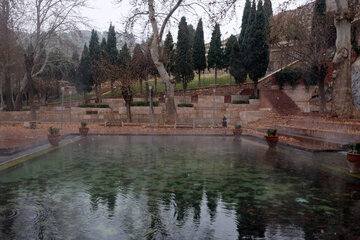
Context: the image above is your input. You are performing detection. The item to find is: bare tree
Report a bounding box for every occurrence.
[330,0,359,118]
[271,1,336,112]
[12,0,88,111]
[116,0,239,123]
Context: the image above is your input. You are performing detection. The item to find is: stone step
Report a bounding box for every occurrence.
[246,127,346,151]
[276,125,360,144]
[287,118,360,132]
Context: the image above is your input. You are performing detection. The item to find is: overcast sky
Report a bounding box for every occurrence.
[81,0,308,42]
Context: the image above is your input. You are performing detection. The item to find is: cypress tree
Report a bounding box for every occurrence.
[207,23,223,85]
[193,19,206,87]
[249,0,269,96]
[163,32,175,75]
[187,24,196,48]
[173,16,194,100]
[106,24,118,96]
[229,40,247,84]
[264,0,273,19]
[224,35,238,72]
[239,0,251,45]
[76,44,93,103]
[118,43,131,69]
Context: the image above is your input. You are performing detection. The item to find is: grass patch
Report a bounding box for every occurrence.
[131,101,159,107]
[177,103,194,107]
[49,92,95,104]
[232,100,249,104]
[78,104,109,108]
[249,95,259,100]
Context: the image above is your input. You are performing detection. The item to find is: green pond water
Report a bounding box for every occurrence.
[0,136,360,240]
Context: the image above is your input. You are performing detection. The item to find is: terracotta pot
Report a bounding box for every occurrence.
[233,129,242,136]
[79,127,89,137]
[346,152,360,174]
[48,134,61,146]
[30,121,37,129]
[265,135,279,148]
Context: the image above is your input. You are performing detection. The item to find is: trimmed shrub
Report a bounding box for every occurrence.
[232,100,249,104]
[275,68,302,89]
[249,95,259,100]
[48,126,60,135]
[235,125,242,129]
[267,129,277,136]
[78,104,109,108]
[178,103,194,107]
[131,101,159,107]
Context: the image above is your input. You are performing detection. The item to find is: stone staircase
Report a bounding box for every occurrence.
[260,90,301,115]
[246,116,360,151]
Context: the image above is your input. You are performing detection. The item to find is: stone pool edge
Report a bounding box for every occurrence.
[0,135,82,171]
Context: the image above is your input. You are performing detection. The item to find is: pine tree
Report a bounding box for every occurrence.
[264,0,273,19]
[173,16,194,100]
[224,35,237,72]
[239,0,251,45]
[187,24,196,48]
[229,40,247,84]
[248,0,269,96]
[193,19,206,87]
[76,44,93,103]
[264,0,273,40]
[106,24,118,96]
[163,32,174,75]
[207,23,223,85]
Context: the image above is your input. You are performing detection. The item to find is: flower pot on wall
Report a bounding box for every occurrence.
[346,152,360,174]
[48,134,61,146]
[79,127,89,137]
[265,136,279,148]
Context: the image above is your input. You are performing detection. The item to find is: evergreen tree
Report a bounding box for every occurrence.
[223,35,237,71]
[239,0,251,45]
[193,19,206,87]
[118,43,131,69]
[264,0,273,19]
[264,0,273,40]
[163,32,175,75]
[229,40,247,84]
[248,0,269,96]
[187,24,196,48]
[76,44,93,103]
[173,16,194,99]
[106,24,118,96]
[207,23,223,85]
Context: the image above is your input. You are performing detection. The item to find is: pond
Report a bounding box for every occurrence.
[0,136,359,240]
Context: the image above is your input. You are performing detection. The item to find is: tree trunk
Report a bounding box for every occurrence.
[198,70,201,87]
[214,67,217,85]
[4,64,14,111]
[318,77,327,113]
[111,79,114,97]
[331,0,354,118]
[148,0,179,123]
[254,80,259,98]
[126,101,132,123]
[98,84,102,103]
[182,81,186,103]
[140,79,143,94]
[24,53,36,122]
[154,76,157,93]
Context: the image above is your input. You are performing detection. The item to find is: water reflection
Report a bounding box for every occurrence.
[0,136,359,239]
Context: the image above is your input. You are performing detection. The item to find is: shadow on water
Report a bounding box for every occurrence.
[0,135,360,239]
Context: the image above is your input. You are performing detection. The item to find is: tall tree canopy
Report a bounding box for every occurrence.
[207,23,223,85]
[193,19,206,87]
[173,16,194,99]
[224,35,238,72]
[106,23,119,96]
[163,32,175,76]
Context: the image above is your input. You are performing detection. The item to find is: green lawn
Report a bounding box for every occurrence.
[104,73,238,98]
[49,92,94,104]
